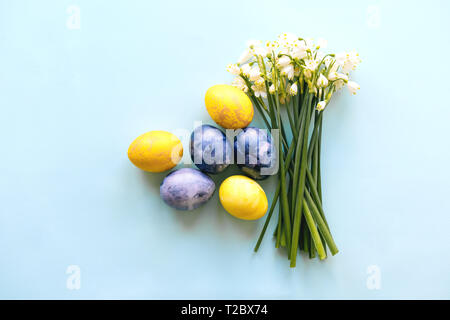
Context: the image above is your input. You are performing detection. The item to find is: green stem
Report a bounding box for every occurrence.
[302,200,326,260]
[254,182,280,252]
[290,95,313,267]
[305,190,339,255]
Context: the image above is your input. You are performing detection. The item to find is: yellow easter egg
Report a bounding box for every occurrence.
[205,84,254,129]
[128,130,183,172]
[219,175,268,220]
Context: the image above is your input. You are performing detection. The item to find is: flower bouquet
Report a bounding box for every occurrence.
[227,33,361,267]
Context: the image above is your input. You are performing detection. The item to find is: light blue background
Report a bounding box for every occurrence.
[1,0,449,299]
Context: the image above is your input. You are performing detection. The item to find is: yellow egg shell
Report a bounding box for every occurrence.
[219,175,268,220]
[128,131,183,172]
[205,84,254,129]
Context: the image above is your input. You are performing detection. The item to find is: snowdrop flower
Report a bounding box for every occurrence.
[347,81,360,95]
[238,49,253,65]
[336,51,361,73]
[249,66,262,81]
[281,64,295,80]
[226,64,241,76]
[304,59,319,71]
[289,82,298,96]
[316,100,327,112]
[253,46,269,57]
[252,82,267,98]
[240,64,251,77]
[278,32,298,48]
[232,76,248,93]
[269,84,276,94]
[303,59,318,79]
[328,72,348,82]
[277,55,291,68]
[317,74,329,88]
[334,79,345,90]
[291,44,307,59]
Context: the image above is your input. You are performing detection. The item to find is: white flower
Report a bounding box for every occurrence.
[253,46,268,57]
[336,51,361,73]
[251,82,267,98]
[278,32,298,48]
[240,64,251,77]
[328,72,348,82]
[316,100,327,111]
[335,52,347,66]
[238,49,253,65]
[334,79,345,90]
[289,82,298,96]
[269,84,275,94]
[347,81,360,95]
[232,76,248,93]
[316,74,329,88]
[304,59,318,71]
[249,66,262,81]
[303,59,319,79]
[226,64,241,75]
[291,44,307,59]
[281,64,295,80]
[277,55,291,67]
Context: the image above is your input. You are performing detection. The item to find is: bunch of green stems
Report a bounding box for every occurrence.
[246,79,339,268]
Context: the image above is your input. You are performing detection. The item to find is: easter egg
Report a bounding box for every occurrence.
[160,168,215,211]
[219,175,268,220]
[190,124,232,174]
[128,130,183,173]
[234,127,277,180]
[205,84,254,129]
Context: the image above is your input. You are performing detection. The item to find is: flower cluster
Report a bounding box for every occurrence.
[227,33,361,112]
[228,34,362,267]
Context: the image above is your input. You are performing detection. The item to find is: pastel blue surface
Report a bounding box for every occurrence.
[0,0,449,299]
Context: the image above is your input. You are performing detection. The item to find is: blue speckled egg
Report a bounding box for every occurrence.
[234,127,277,180]
[190,124,232,174]
[160,168,215,210]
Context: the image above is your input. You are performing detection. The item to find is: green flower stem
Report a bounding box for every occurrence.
[317,116,323,200]
[305,190,338,255]
[250,96,271,129]
[275,204,282,248]
[292,95,299,126]
[290,117,305,210]
[278,128,291,252]
[254,182,281,252]
[290,93,309,210]
[286,101,297,137]
[301,220,309,253]
[289,95,313,267]
[306,169,329,227]
[307,112,323,165]
[309,236,316,259]
[302,200,326,260]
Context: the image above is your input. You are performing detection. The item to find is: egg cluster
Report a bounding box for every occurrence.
[127,84,276,220]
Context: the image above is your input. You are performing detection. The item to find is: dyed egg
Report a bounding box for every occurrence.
[219,175,268,220]
[205,84,254,129]
[190,124,232,174]
[234,127,277,180]
[160,168,215,210]
[128,130,183,173]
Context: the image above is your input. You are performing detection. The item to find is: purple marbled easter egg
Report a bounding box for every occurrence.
[160,168,215,211]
